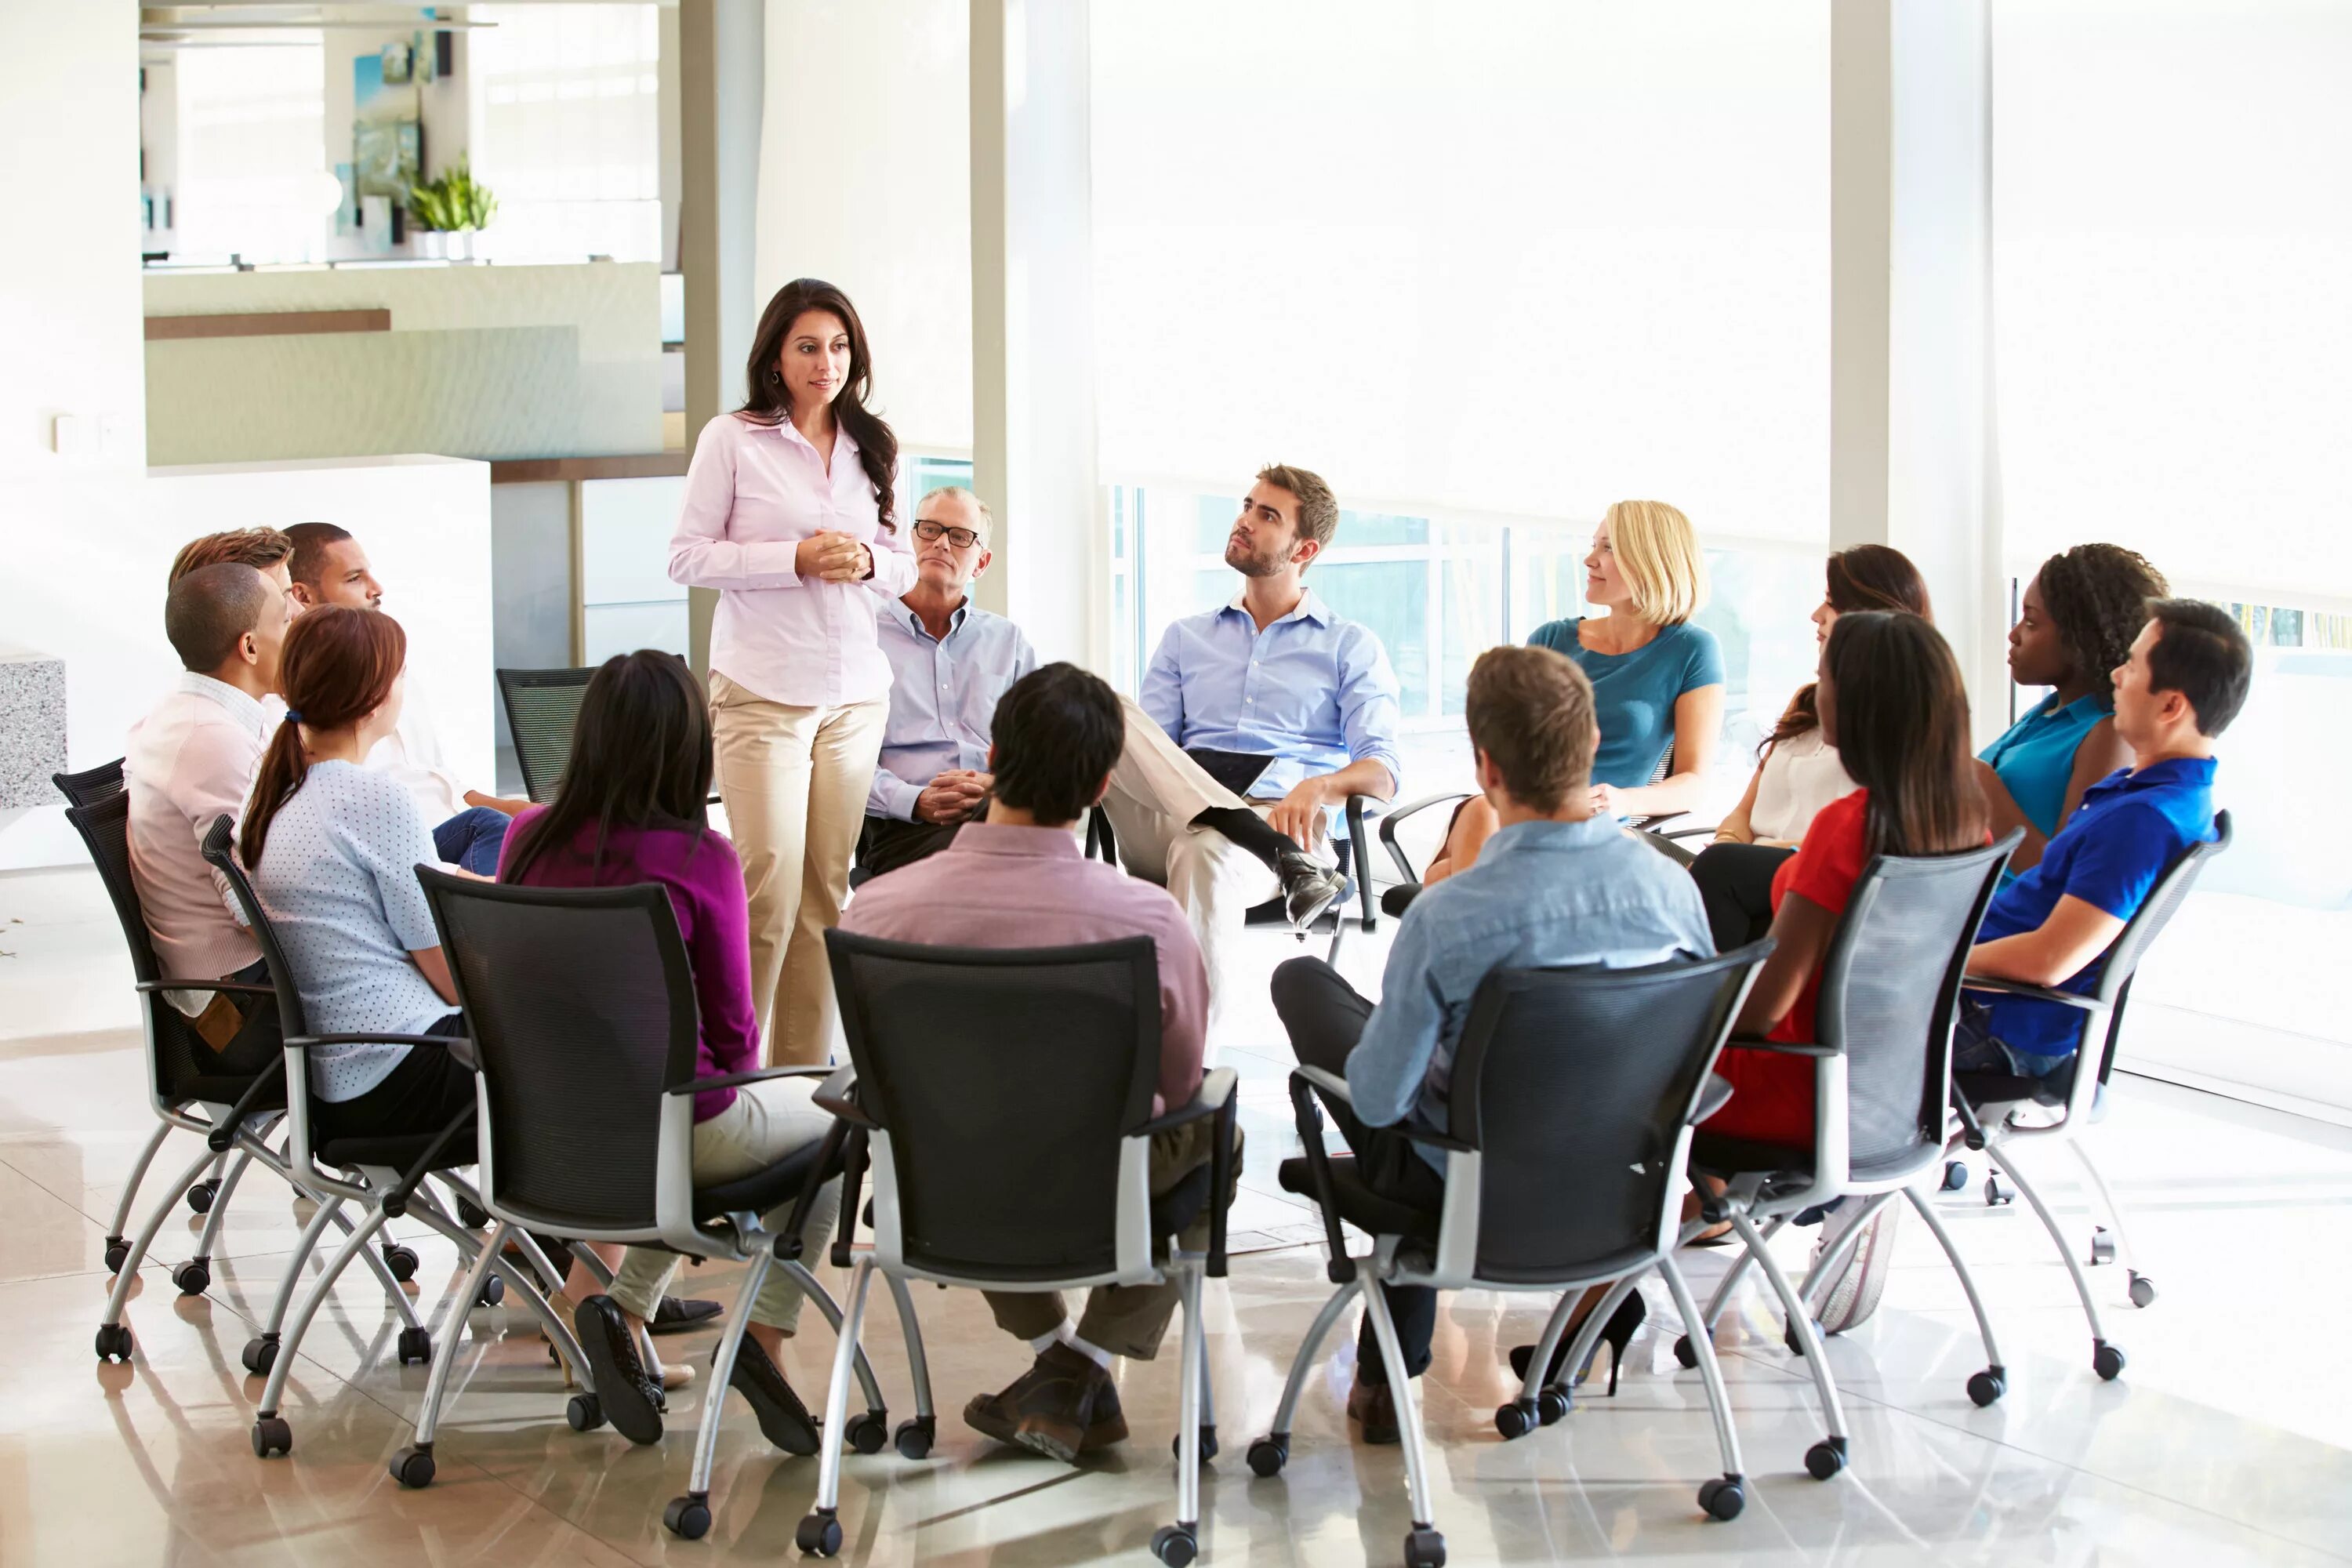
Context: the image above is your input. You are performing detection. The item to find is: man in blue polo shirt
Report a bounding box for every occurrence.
[1960,598,2252,1080]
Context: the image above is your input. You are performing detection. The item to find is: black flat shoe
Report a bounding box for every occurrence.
[728,1334,820,1455]
[650,1296,724,1335]
[575,1295,665,1446]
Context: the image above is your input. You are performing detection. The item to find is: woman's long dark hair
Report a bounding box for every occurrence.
[1824,611,1986,858]
[240,608,405,867]
[739,277,898,533]
[1765,544,1937,754]
[499,650,713,884]
[2035,543,2167,708]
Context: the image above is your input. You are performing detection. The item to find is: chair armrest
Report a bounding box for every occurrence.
[1628,810,1690,833]
[774,1120,851,1261]
[1693,1073,1733,1124]
[1287,1073,1357,1286]
[669,1064,835,1097]
[831,1126,869,1269]
[136,978,277,996]
[207,1057,288,1151]
[1292,1063,1353,1106]
[811,1065,879,1129]
[1377,792,1472,886]
[1657,825,1719,841]
[1133,1067,1237,1138]
[289,1031,472,1049]
[1962,977,2105,1012]
[1722,1038,1838,1059]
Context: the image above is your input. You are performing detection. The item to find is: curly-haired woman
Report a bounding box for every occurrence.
[1978,543,2168,873]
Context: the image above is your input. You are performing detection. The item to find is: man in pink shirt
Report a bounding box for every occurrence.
[843,662,1240,1465]
[123,561,292,1073]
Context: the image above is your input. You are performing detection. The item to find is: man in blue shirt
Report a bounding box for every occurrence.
[1271,644,1713,1444]
[1960,598,2252,1080]
[1102,464,1403,1053]
[858,487,1037,877]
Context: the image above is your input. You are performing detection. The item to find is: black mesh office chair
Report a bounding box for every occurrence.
[1678,832,2021,1465]
[198,818,579,1458]
[1947,813,2232,1380]
[803,931,1240,1566]
[53,757,125,809]
[1083,799,1384,963]
[1250,945,1772,1562]
[495,666,595,803]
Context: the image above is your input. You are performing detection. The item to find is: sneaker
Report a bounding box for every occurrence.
[1811,1200,1900,1336]
[962,1344,1124,1464]
[1277,849,1346,930]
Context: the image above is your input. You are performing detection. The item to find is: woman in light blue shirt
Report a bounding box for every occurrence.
[1977,544,2166,873]
[1426,500,1724,882]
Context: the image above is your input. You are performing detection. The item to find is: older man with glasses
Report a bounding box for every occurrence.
[856,485,1039,877]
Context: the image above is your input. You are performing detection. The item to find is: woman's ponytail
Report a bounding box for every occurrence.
[238,608,407,868]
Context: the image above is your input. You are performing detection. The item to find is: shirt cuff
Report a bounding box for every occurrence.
[875,773,924,823]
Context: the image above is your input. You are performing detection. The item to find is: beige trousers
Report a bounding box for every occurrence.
[710,672,887,1066]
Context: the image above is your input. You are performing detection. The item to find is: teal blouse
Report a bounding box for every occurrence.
[1979,691,2109,839]
[1526,619,1726,790]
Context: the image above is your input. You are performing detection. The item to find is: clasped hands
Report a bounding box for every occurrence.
[795,529,873,583]
[915,769,992,825]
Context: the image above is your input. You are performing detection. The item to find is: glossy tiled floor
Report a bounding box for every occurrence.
[3,865,2350,1566]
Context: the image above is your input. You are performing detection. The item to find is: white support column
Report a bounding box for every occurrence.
[679,0,766,679]
[969,0,1101,667]
[1830,0,2005,735]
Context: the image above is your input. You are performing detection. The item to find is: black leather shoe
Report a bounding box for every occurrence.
[728,1334,820,1455]
[964,1345,1123,1464]
[575,1295,664,1446]
[650,1296,724,1335]
[1347,1375,1399,1445]
[1278,849,1345,930]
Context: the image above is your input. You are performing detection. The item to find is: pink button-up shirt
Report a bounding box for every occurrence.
[123,673,267,1005]
[668,412,919,708]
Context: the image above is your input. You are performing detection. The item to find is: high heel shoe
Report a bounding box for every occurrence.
[1507,1291,1647,1394]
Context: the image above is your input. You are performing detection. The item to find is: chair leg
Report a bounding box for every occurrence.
[1693,1210,1792,1341]
[684,1249,775,1512]
[104,1121,174,1270]
[1357,1261,1443,1564]
[779,1257,889,1426]
[1900,1187,2009,1405]
[883,1270,936,1442]
[1726,1209,1849,1477]
[97,1143,223,1354]
[324,1204,426,1330]
[171,1145,260,1295]
[254,1203,396,1446]
[392,1220,508,1486]
[1541,1274,1641,1404]
[241,1194,346,1377]
[1989,1138,2121,1377]
[2066,1134,2145,1287]
[405,1200,588,1377]
[1261,1278,1361,1446]
[1174,1265,1204,1534]
[797,1257,877,1556]
[1658,1254,1746,1518]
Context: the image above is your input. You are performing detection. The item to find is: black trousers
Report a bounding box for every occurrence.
[1270,956,1447,1384]
[1688,841,1795,955]
[856,815,967,879]
[311,1014,475,1145]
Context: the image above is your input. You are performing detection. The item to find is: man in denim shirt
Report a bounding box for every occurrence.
[1272,644,1713,1444]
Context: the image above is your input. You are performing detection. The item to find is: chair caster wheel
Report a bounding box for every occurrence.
[2129,1272,2157,1308]
[893,1417,935,1459]
[382,1243,419,1283]
[794,1508,842,1556]
[1698,1475,1745,1521]
[1984,1174,2015,1207]
[1786,1319,1824,1356]
[2089,1227,2116,1267]
[396,1327,432,1366]
[172,1259,210,1296]
[1246,1435,1288,1477]
[241,1334,279,1377]
[252,1414,293,1457]
[95,1324,136,1363]
[456,1197,491,1229]
[390,1445,435,1488]
[1941,1160,1970,1192]
[1967,1368,2005,1407]
[566,1394,604,1432]
[187,1178,219,1216]
[1494,1399,1536,1440]
[843,1410,889,1455]
[1537,1387,1570,1425]
[2093,1341,2126,1381]
[1403,1525,1447,1567]
[1805,1436,1848,1479]
[1673,1334,1698,1370]
[103,1237,130,1275]
[1151,1524,1198,1567]
[474,1274,504,1308]
[1171,1425,1218,1463]
[666,1494,713,1541]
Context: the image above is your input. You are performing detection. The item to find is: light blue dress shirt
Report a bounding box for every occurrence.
[1345,815,1717,1169]
[1139,591,1403,802]
[868,597,1037,821]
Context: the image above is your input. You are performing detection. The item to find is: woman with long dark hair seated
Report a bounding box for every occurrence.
[498,649,840,1454]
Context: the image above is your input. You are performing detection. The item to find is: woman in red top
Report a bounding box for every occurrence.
[1704,610,1987,1148]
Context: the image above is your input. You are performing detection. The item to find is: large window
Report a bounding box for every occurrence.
[168,44,328,264]
[468,3,662,263]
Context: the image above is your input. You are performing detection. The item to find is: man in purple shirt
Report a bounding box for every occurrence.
[844,662,1239,1465]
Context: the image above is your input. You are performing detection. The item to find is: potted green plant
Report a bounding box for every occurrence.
[407,158,498,260]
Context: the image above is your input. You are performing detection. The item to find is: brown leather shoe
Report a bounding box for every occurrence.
[1347,1374,1400,1445]
[962,1345,1125,1464]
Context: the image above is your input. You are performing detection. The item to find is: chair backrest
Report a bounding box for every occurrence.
[495,666,595,804]
[2083,808,2232,1080]
[1815,832,2020,1173]
[53,758,125,810]
[419,869,699,1232]
[201,814,314,1044]
[826,928,1161,1283]
[60,791,216,1102]
[1446,943,1769,1283]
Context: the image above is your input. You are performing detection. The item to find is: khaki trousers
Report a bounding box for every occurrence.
[710,672,887,1066]
[982,1118,1244,1361]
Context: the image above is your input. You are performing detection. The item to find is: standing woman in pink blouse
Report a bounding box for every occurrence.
[669,278,916,1065]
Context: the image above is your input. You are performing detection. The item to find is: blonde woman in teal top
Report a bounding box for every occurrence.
[1425,500,1724,882]
[1977,543,2167,873]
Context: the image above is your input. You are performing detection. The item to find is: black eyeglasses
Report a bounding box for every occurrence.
[913,518,983,549]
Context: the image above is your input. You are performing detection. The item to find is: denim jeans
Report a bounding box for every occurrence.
[433,806,512,876]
